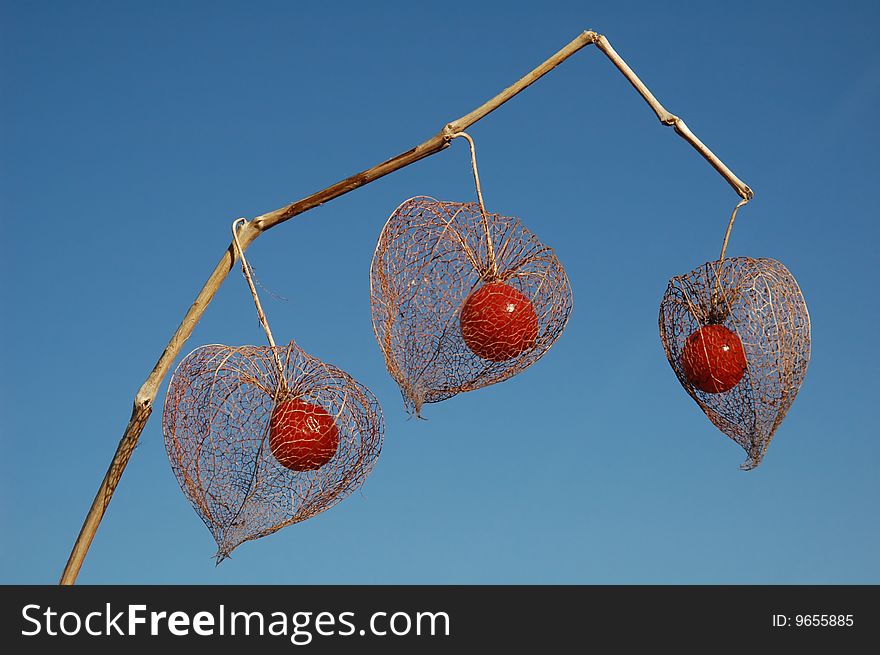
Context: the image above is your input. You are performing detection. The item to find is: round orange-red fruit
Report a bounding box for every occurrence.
[269,398,339,472]
[460,281,539,362]
[680,324,747,394]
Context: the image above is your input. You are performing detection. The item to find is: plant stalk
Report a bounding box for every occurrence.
[60,29,751,584]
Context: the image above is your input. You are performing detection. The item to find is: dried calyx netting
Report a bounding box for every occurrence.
[162,220,383,560]
[370,133,573,415]
[659,201,811,469]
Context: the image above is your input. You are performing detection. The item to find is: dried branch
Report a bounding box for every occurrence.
[592,36,754,200]
[60,29,752,584]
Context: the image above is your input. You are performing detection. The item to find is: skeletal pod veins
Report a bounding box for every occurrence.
[371,196,572,416]
[659,257,810,470]
[162,340,383,560]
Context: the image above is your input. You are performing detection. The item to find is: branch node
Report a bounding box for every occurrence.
[134,385,154,409]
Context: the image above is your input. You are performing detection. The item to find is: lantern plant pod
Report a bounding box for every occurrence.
[659,257,811,469]
[371,195,572,415]
[162,340,383,560]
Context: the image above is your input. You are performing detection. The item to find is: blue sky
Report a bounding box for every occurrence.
[2,1,878,584]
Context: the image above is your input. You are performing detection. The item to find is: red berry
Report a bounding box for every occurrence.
[460,282,539,362]
[269,398,339,472]
[680,324,747,394]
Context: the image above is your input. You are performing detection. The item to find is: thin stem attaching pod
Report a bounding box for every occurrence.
[231,218,287,387]
[451,131,498,279]
[718,197,750,266]
[60,29,753,585]
[709,197,751,317]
